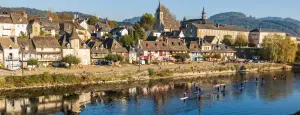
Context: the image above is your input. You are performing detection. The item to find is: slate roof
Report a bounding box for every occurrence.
[203,36,217,44]
[58,28,87,49]
[212,44,236,53]
[0,37,18,49]
[167,39,188,51]
[0,15,12,23]
[17,38,35,53]
[39,17,59,30]
[182,19,214,25]
[31,37,60,48]
[192,23,248,32]
[103,38,128,53]
[11,14,28,24]
[187,41,201,52]
[250,28,283,33]
[86,38,109,54]
[146,36,159,41]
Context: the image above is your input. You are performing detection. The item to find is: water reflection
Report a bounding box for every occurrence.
[0,70,300,115]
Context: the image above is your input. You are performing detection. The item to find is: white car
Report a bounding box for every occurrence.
[8,66,21,71]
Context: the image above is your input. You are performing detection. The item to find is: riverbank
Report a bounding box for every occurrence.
[0,62,291,90]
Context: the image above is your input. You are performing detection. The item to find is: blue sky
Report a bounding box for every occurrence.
[1,0,300,21]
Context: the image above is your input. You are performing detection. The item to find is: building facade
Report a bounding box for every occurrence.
[249,28,286,47]
[154,1,180,32]
[0,37,20,69]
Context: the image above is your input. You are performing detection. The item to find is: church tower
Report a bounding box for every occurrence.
[202,7,207,24]
[155,0,164,32]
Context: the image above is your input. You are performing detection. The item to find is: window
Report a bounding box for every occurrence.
[9,45,12,49]
[9,53,12,59]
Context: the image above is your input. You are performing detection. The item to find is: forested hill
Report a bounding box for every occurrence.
[0,7,93,19]
[209,12,300,36]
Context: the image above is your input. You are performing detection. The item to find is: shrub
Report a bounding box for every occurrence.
[105,54,124,62]
[173,53,190,62]
[63,55,81,65]
[27,58,38,65]
[240,65,247,70]
[234,65,240,70]
[148,68,155,76]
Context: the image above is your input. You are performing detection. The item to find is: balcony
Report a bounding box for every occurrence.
[5,57,19,61]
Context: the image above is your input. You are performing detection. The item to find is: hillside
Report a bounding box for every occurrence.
[209,12,300,36]
[0,7,94,19]
[122,16,141,24]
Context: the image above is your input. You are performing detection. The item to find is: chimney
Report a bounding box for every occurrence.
[217,23,220,28]
[198,37,201,45]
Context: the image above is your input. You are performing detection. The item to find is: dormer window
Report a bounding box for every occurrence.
[146,43,149,47]
[178,42,181,45]
[172,42,174,45]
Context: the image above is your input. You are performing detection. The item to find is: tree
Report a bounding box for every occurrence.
[234,34,248,48]
[105,54,124,62]
[296,50,300,63]
[183,16,187,21]
[107,20,118,28]
[27,59,38,65]
[58,13,72,20]
[87,16,100,25]
[63,55,81,65]
[133,23,146,40]
[222,35,234,46]
[260,34,298,63]
[45,11,59,20]
[174,53,190,62]
[248,37,257,47]
[120,35,135,47]
[139,13,155,31]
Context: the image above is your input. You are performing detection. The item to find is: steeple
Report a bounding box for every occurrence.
[157,0,162,12]
[69,27,80,40]
[202,7,206,20]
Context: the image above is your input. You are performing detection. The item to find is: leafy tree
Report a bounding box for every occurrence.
[105,54,124,62]
[120,35,135,47]
[133,23,146,40]
[87,16,100,25]
[174,53,190,62]
[260,34,298,63]
[296,50,300,63]
[45,11,59,20]
[63,55,81,65]
[58,13,72,20]
[222,35,234,46]
[234,34,248,48]
[139,13,155,31]
[27,59,38,65]
[107,20,118,28]
[248,37,257,47]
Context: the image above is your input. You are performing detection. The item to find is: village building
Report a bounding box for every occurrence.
[18,38,36,67]
[86,38,109,65]
[110,27,128,40]
[0,37,20,70]
[59,28,91,65]
[103,38,128,58]
[181,8,249,41]
[59,20,91,41]
[0,14,14,37]
[39,17,59,37]
[28,19,41,37]
[11,13,28,37]
[249,28,287,47]
[154,1,180,32]
[31,36,61,66]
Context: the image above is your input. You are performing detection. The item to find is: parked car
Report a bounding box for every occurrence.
[8,65,21,71]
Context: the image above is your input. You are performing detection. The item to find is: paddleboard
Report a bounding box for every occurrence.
[180,97,188,100]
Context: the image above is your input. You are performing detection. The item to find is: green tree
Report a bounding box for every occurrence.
[27,59,38,65]
[139,13,155,31]
[222,35,234,46]
[133,23,146,40]
[174,53,190,62]
[63,55,81,65]
[260,34,298,63]
[107,20,118,28]
[234,34,248,48]
[296,50,300,63]
[120,35,135,47]
[58,13,72,20]
[45,11,59,20]
[87,16,100,25]
[105,54,124,62]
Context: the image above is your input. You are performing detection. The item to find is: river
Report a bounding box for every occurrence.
[0,70,299,115]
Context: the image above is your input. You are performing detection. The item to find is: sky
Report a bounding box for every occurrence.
[1,0,300,21]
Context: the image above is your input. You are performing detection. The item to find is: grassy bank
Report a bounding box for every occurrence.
[0,63,288,89]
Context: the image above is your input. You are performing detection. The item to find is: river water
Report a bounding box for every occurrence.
[0,70,300,115]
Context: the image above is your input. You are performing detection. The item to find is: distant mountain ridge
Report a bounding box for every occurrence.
[122,17,141,24]
[209,12,300,36]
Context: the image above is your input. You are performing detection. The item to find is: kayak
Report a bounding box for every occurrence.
[180,97,188,100]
